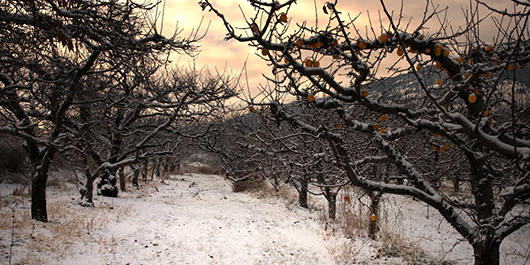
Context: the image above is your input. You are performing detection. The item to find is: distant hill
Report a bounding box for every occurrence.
[364,64,530,102]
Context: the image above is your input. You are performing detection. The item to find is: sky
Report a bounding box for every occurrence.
[157,0,515,100]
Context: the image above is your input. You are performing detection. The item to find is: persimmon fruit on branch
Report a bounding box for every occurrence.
[199,0,530,264]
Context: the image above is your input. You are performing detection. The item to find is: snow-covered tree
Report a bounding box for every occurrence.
[0,0,236,220]
[199,0,530,264]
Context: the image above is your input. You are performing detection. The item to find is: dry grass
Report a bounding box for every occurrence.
[314,187,456,265]
[232,175,268,193]
[0,185,134,264]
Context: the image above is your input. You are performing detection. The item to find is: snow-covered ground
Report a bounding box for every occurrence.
[1,173,529,264]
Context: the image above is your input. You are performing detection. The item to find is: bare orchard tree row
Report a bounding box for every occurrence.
[0,0,237,221]
[200,0,530,264]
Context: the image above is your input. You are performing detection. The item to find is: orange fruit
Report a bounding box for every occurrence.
[425,48,430,53]
[434,133,440,138]
[433,145,438,150]
[444,49,450,56]
[416,65,422,71]
[483,110,489,116]
[487,46,493,52]
[296,39,303,47]
[279,13,287,22]
[251,24,259,32]
[380,129,386,133]
[307,94,315,101]
[361,90,368,97]
[284,58,289,63]
[468,94,477,103]
[378,116,383,121]
[436,79,442,85]
[507,65,514,71]
[304,59,312,67]
[370,214,377,222]
[314,42,322,48]
[313,61,320,67]
[261,48,269,56]
[444,144,449,149]
[358,41,367,50]
[333,54,339,59]
[455,58,463,63]
[435,63,441,69]
[379,34,388,43]
[335,123,341,129]
[435,49,442,56]
[397,49,404,56]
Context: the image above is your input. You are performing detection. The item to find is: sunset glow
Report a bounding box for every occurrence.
[162,0,508,98]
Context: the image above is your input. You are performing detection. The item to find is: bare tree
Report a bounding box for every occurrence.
[0,0,203,221]
[199,0,530,264]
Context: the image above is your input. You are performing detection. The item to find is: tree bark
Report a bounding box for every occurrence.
[142,158,148,182]
[298,177,308,208]
[368,190,382,239]
[326,188,337,220]
[31,168,48,221]
[119,166,126,192]
[132,165,139,188]
[473,240,500,265]
[79,169,96,207]
[30,147,56,222]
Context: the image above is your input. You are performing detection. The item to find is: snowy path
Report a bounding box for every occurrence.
[60,174,338,265]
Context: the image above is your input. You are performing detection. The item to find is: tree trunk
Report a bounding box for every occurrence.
[79,169,97,207]
[151,157,160,181]
[31,169,48,221]
[452,171,460,194]
[142,158,148,182]
[369,190,382,239]
[132,165,139,188]
[30,147,56,222]
[473,240,500,265]
[119,166,126,192]
[326,189,337,220]
[298,177,308,208]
